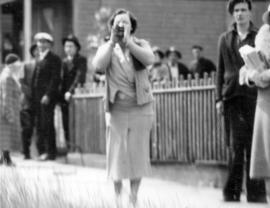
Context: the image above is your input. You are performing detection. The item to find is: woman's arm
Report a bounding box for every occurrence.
[248,69,270,88]
[127,37,155,67]
[92,40,115,73]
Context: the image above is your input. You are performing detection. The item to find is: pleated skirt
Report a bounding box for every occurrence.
[250,98,270,179]
[106,99,154,180]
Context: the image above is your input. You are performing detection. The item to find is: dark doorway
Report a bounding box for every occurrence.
[33,0,72,57]
[1,1,23,62]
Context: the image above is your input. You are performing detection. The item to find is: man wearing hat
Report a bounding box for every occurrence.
[165,47,189,80]
[32,32,62,160]
[149,46,170,83]
[19,44,39,159]
[189,45,216,78]
[59,34,87,148]
[216,0,266,203]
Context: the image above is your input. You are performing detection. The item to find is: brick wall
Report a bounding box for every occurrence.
[73,0,101,55]
[75,0,268,65]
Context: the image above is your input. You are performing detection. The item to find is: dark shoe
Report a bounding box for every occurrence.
[247,195,267,203]
[0,155,3,165]
[2,151,16,167]
[24,154,31,160]
[46,155,56,161]
[223,194,240,202]
[57,147,68,157]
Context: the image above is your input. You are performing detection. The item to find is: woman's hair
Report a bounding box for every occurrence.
[227,0,252,15]
[108,8,137,34]
[5,53,20,65]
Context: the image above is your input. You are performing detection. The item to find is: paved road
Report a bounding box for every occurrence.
[2,154,267,208]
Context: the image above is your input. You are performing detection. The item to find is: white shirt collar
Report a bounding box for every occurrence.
[39,49,50,61]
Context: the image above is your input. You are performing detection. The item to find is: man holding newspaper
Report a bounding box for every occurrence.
[216,0,267,203]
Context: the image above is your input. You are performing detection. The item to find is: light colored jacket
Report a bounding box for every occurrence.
[93,37,155,112]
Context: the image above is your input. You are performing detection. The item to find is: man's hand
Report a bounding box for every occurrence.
[41,95,50,105]
[64,92,72,102]
[216,101,224,115]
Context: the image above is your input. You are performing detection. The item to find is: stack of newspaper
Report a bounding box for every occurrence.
[239,45,265,72]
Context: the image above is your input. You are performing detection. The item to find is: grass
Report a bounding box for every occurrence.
[1,164,266,208]
[0,166,193,208]
[0,166,112,208]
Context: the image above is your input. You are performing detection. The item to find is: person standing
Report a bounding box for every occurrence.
[216,0,267,203]
[165,47,190,80]
[32,33,61,161]
[20,44,39,159]
[189,45,216,78]
[59,34,87,148]
[240,5,270,181]
[149,46,170,84]
[92,8,155,207]
[0,54,22,166]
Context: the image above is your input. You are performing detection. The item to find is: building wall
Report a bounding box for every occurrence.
[73,0,101,56]
[74,0,268,65]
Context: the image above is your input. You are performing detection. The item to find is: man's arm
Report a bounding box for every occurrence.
[216,34,226,115]
[216,34,225,102]
[68,56,87,93]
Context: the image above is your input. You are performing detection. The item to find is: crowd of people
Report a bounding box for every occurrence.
[0,32,87,163]
[148,44,216,84]
[0,0,270,207]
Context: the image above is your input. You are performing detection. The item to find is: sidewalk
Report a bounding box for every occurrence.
[6,153,269,208]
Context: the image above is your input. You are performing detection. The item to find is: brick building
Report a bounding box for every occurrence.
[0,0,268,65]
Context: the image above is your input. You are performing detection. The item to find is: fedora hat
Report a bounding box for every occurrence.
[192,44,203,51]
[165,47,182,59]
[62,34,81,51]
[5,53,20,65]
[34,32,53,43]
[262,4,270,25]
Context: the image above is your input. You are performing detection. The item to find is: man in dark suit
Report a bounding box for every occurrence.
[32,32,62,160]
[20,44,39,159]
[59,34,87,148]
[165,47,190,80]
[189,45,216,78]
[216,0,266,203]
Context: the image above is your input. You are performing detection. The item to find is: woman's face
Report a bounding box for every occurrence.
[10,61,23,79]
[37,39,51,52]
[64,41,77,57]
[113,13,132,34]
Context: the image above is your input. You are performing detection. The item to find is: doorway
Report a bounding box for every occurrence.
[1,0,23,62]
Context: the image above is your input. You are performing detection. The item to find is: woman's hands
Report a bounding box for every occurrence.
[110,22,132,46]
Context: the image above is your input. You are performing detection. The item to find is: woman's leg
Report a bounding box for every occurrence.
[130,178,141,205]
[114,180,123,195]
[2,150,15,166]
[114,180,123,207]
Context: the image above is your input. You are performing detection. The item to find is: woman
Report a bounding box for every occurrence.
[149,46,170,84]
[0,53,22,166]
[92,9,155,207]
[242,5,270,180]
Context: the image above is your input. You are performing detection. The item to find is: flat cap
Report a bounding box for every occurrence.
[34,32,53,42]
